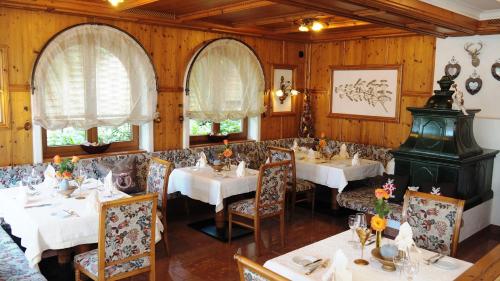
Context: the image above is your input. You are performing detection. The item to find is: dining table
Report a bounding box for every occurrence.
[294,152,385,209]
[167,164,259,241]
[0,180,163,268]
[264,230,472,281]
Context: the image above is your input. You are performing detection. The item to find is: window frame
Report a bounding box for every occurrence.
[189,119,248,145]
[42,125,139,158]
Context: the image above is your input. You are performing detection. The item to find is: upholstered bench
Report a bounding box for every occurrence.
[0,226,47,281]
[336,186,402,221]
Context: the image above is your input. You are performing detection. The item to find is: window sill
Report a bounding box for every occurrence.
[43,149,147,162]
[189,139,255,149]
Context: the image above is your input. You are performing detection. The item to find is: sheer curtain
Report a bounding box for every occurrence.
[187,39,265,122]
[32,24,157,130]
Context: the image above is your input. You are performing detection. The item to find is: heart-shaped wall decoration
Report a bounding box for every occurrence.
[445,63,461,79]
[465,77,482,95]
[492,61,500,81]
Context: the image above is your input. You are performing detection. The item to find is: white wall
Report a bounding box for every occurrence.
[433,34,500,226]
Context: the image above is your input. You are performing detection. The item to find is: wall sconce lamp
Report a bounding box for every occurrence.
[108,0,124,6]
[275,75,299,104]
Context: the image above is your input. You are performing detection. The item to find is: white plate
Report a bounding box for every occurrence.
[292,255,320,267]
[433,258,459,270]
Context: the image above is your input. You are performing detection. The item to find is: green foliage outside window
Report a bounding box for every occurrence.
[190,119,242,136]
[47,124,133,146]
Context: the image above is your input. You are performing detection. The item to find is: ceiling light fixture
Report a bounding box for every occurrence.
[298,18,325,32]
[108,0,124,7]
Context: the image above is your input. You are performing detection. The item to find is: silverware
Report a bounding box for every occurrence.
[305,259,329,275]
[24,203,52,209]
[431,254,445,264]
[424,253,441,265]
[366,240,376,246]
[303,258,322,267]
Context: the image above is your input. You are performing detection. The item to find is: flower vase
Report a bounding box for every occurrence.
[58,179,69,191]
[376,230,382,248]
[225,158,231,171]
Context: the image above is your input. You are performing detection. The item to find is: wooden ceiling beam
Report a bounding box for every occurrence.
[273,20,372,34]
[268,0,448,38]
[115,0,159,11]
[341,0,477,35]
[232,11,322,27]
[176,0,275,22]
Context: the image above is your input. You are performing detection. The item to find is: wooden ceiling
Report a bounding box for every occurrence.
[1,0,499,41]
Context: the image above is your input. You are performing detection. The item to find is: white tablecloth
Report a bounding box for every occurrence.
[264,230,472,281]
[295,156,384,193]
[0,182,163,267]
[167,166,259,212]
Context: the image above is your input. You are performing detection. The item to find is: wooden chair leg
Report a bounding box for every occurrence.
[74,268,81,281]
[254,218,261,256]
[161,218,170,255]
[311,189,316,217]
[149,268,155,281]
[290,191,296,220]
[280,212,285,248]
[228,212,233,244]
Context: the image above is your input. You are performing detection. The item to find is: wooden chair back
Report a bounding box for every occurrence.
[402,190,464,257]
[98,193,157,279]
[147,157,173,217]
[234,254,290,281]
[255,161,290,218]
[268,146,296,187]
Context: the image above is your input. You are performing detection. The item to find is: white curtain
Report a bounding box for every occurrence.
[32,24,157,130]
[187,39,265,122]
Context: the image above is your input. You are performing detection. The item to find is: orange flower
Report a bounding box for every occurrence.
[319,139,327,148]
[62,171,72,179]
[53,155,62,164]
[223,148,232,158]
[223,139,229,145]
[71,156,80,163]
[375,188,390,200]
[371,215,387,232]
[55,171,62,178]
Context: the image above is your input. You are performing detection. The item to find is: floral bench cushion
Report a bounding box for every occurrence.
[0,226,47,281]
[336,186,402,221]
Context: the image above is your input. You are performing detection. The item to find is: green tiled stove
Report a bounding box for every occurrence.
[392,76,498,209]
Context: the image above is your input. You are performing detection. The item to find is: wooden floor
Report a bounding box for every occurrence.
[39,204,500,281]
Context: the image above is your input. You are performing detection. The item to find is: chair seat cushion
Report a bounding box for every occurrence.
[74,249,150,278]
[229,198,280,216]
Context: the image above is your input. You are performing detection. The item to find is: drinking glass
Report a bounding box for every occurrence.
[354,227,372,266]
[403,259,419,281]
[355,212,367,228]
[348,215,358,244]
[393,251,408,278]
[21,171,31,187]
[30,169,42,186]
[74,169,87,200]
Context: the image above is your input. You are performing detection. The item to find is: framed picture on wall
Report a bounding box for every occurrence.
[329,65,402,122]
[270,64,297,116]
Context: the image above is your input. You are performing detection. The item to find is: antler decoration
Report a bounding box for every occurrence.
[464,42,483,67]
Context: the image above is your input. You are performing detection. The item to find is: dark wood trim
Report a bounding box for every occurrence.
[327,64,402,123]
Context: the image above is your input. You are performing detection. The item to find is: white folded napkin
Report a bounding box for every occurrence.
[385,158,395,175]
[43,164,58,188]
[291,140,299,151]
[338,144,350,160]
[265,157,270,164]
[103,171,118,195]
[351,152,361,166]
[307,148,316,159]
[197,152,208,168]
[322,249,352,281]
[85,190,100,215]
[236,161,246,177]
[395,222,416,251]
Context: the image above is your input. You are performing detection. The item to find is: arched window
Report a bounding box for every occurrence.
[32,24,157,157]
[186,38,265,144]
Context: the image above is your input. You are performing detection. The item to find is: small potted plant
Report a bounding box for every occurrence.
[371,180,395,248]
[219,139,233,170]
[53,155,79,190]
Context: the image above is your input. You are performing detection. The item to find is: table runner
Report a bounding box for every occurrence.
[167,166,259,212]
[0,183,163,267]
[264,230,472,281]
[295,156,384,193]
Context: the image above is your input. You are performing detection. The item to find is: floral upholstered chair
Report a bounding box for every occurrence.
[402,190,464,257]
[74,194,157,281]
[228,161,290,256]
[146,157,173,254]
[268,146,316,217]
[234,254,290,281]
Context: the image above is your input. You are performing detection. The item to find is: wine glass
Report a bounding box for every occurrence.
[403,259,419,281]
[393,251,408,278]
[348,215,359,245]
[354,227,372,266]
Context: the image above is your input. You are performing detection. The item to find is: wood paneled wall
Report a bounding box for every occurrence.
[309,36,436,148]
[0,7,306,166]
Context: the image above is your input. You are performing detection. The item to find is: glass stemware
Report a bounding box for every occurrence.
[348,215,359,245]
[393,251,408,278]
[403,259,420,281]
[355,212,367,228]
[354,227,372,265]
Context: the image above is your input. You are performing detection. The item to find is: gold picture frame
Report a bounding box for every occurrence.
[270,64,298,116]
